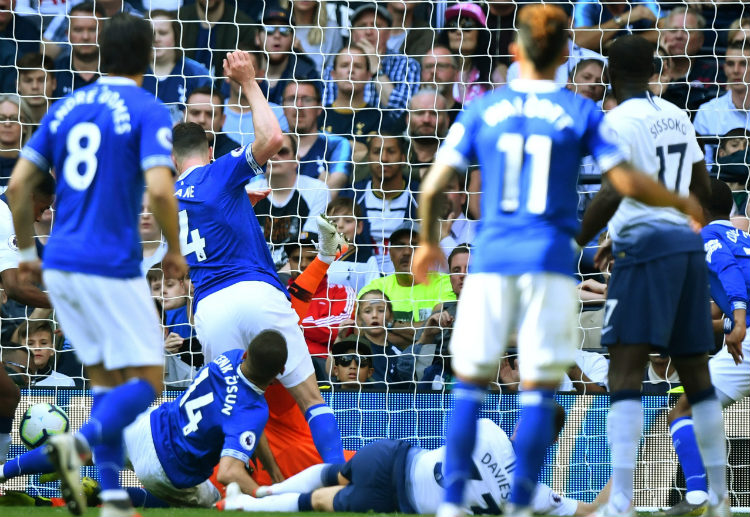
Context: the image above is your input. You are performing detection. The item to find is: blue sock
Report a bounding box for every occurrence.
[0,416,12,434]
[670,417,708,494]
[94,441,125,498]
[1,447,55,479]
[443,381,485,505]
[304,404,345,463]
[125,487,169,508]
[78,379,155,447]
[509,390,557,508]
[298,492,313,511]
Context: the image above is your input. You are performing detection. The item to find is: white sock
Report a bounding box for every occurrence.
[263,463,329,495]
[230,493,301,512]
[0,432,10,463]
[607,398,643,512]
[691,398,727,506]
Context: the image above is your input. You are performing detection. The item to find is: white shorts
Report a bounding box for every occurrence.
[194,281,314,388]
[450,272,579,383]
[709,335,750,405]
[43,270,163,370]
[123,410,220,507]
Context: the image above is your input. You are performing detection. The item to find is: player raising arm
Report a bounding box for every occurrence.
[573,36,727,517]
[172,50,345,466]
[7,13,186,517]
[413,7,702,517]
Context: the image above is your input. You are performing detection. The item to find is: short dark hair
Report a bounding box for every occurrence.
[719,128,750,151]
[368,132,408,156]
[15,320,55,348]
[448,244,471,270]
[69,1,105,17]
[727,40,750,54]
[326,197,363,218]
[516,4,569,71]
[608,35,655,84]
[100,13,154,76]
[35,172,56,198]
[708,178,735,220]
[187,85,223,107]
[283,80,322,104]
[149,10,182,58]
[244,330,288,385]
[569,58,607,82]
[173,122,209,158]
[17,52,53,73]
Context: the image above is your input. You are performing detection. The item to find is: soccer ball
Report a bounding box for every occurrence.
[19,403,69,450]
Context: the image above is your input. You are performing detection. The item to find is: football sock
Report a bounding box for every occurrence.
[305,404,345,463]
[1,446,54,479]
[230,492,303,512]
[262,463,332,495]
[509,389,556,508]
[607,392,643,513]
[78,379,155,447]
[125,487,169,508]
[689,390,727,506]
[95,441,127,501]
[670,417,708,503]
[443,381,484,505]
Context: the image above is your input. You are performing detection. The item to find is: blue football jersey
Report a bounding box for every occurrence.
[436,80,624,276]
[175,146,287,307]
[702,221,750,327]
[150,349,269,488]
[20,77,173,278]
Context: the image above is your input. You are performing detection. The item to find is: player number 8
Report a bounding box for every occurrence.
[63,122,101,191]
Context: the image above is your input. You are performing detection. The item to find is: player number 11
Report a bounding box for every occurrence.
[497,133,552,214]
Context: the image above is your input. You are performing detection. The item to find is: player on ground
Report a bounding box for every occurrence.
[0,331,288,508]
[413,8,704,517]
[0,174,55,463]
[218,413,608,516]
[7,12,186,517]
[172,50,345,465]
[662,178,748,516]
[575,35,728,517]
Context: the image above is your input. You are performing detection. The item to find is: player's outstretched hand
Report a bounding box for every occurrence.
[413,242,446,285]
[162,250,188,280]
[725,321,746,365]
[247,188,271,207]
[224,50,255,87]
[18,259,42,285]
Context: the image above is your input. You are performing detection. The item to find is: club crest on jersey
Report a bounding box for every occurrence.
[157,127,172,150]
[239,431,256,451]
[8,234,17,251]
[231,146,245,157]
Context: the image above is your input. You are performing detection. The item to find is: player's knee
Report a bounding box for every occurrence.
[310,487,339,512]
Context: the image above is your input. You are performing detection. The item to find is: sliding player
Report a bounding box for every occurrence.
[7,12,185,517]
[663,178,747,516]
[576,35,728,517]
[172,50,344,464]
[414,7,704,517]
[1,331,287,508]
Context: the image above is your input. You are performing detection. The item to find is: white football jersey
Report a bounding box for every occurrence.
[0,198,19,274]
[409,419,578,516]
[605,93,703,242]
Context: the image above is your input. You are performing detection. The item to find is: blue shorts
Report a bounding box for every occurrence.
[602,243,712,356]
[333,439,414,513]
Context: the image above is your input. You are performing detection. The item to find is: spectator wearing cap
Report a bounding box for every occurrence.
[341,133,419,273]
[256,5,319,106]
[436,2,494,105]
[177,0,257,78]
[328,339,378,391]
[359,222,456,333]
[223,50,290,147]
[322,3,420,126]
[694,42,750,164]
[282,80,352,194]
[420,46,463,124]
[289,0,344,74]
[253,132,330,270]
[572,0,660,51]
[285,234,356,381]
[142,10,212,124]
[184,86,237,159]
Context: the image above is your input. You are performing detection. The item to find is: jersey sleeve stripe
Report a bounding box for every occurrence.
[245,145,264,176]
[141,155,174,171]
[435,148,469,172]
[220,448,250,465]
[20,146,51,172]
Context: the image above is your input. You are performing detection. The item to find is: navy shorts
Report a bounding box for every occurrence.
[602,245,712,356]
[333,439,413,513]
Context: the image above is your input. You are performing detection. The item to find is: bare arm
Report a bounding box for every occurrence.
[689,159,711,209]
[7,158,45,254]
[413,163,455,283]
[576,176,622,247]
[254,433,285,484]
[0,269,50,308]
[145,166,187,280]
[225,51,283,166]
[216,456,260,495]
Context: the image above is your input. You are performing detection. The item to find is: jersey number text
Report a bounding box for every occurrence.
[179,210,207,262]
[63,123,101,190]
[497,133,552,214]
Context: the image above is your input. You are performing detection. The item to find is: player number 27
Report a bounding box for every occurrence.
[63,122,101,191]
[179,210,207,262]
[497,133,552,214]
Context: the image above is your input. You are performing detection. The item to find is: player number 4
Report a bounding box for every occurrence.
[179,210,207,262]
[63,122,101,191]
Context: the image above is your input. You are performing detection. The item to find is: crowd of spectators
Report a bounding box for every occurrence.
[0,0,747,394]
